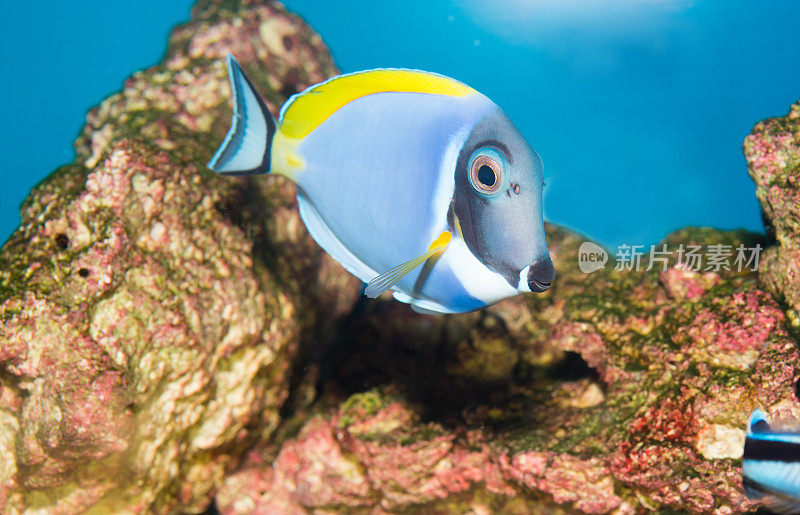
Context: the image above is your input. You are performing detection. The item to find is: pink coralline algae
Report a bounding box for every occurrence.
[210,224,794,513]
[675,290,788,369]
[660,265,720,301]
[217,392,623,514]
[500,452,622,513]
[628,395,698,444]
[0,137,307,512]
[745,130,797,184]
[549,322,633,384]
[0,0,355,512]
[745,100,800,314]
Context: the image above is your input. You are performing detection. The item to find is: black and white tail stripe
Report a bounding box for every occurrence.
[208,55,277,176]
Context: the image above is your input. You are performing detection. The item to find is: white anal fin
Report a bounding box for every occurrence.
[208,55,277,176]
[393,291,457,315]
[364,231,452,299]
[411,304,447,315]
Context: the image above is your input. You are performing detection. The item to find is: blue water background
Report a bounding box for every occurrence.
[2,1,800,249]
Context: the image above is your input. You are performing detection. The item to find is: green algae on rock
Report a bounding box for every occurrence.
[745,100,800,321]
[218,386,605,514]
[0,0,361,512]
[216,224,795,513]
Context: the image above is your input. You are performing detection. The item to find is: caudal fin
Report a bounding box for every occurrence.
[208,55,276,175]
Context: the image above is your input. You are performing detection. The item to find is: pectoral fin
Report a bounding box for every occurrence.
[364,231,451,299]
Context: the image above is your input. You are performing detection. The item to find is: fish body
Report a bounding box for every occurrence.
[209,56,554,314]
[743,409,800,513]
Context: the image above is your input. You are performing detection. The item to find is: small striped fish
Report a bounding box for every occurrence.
[743,409,800,514]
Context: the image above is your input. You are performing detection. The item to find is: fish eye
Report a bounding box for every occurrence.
[478,165,495,187]
[469,154,503,195]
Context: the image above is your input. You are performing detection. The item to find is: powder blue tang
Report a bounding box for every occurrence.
[208,55,554,314]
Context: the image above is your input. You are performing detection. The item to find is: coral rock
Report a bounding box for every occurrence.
[745,99,800,313]
[224,228,782,513]
[0,0,355,512]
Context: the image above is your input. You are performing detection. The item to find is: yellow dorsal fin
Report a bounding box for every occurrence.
[278,69,475,140]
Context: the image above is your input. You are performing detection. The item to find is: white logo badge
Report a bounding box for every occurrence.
[578,241,608,274]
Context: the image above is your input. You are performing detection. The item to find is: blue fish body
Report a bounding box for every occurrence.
[743,409,800,513]
[295,91,499,313]
[209,56,555,314]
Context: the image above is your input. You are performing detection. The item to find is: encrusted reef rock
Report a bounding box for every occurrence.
[745,100,800,321]
[2,0,800,513]
[0,0,357,512]
[217,227,794,514]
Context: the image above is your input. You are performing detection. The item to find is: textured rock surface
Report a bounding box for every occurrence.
[217,387,620,514]
[0,0,357,512]
[745,100,800,320]
[217,226,793,514]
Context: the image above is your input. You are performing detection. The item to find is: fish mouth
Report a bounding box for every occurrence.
[525,258,555,293]
[528,277,551,292]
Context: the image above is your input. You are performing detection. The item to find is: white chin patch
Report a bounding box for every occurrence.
[444,237,518,304]
[517,265,532,292]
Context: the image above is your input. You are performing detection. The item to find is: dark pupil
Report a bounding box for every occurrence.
[477,165,496,187]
